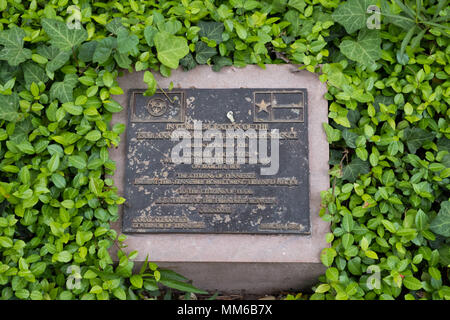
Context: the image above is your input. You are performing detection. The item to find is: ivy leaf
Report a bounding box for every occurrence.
[0,61,18,85]
[0,236,13,248]
[157,20,182,35]
[0,93,20,122]
[68,155,87,169]
[42,18,88,51]
[430,201,450,237]
[342,213,354,232]
[195,41,217,64]
[154,31,189,69]
[288,0,306,12]
[437,138,450,168]
[403,275,423,290]
[52,132,80,146]
[180,53,197,71]
[55,250,72,263]
[114,52,132,69]
[103,99,123,113]
[36,44,71,74]
[106,18,124,35]
[332,0,375,34]
[198,21,224,44]
[234,22,248,40]
[325,267,339,282]
[403,127,435,154]
[365,250,379,260]
[22,62,48,88]
[212,56,232,72]
[143,71,157,96]
[114,52,131,69]
[10,117,33,143]
[144,26,158,47]
[50,74,78,103]
[325,63,350,90]
[76,230,93,246]
[62,103,83,115]
[36,44,59,59]
[89,177,103,196]
[374,95,394,112]
[320,248,337,267]
[130,275,143,288]
[339,29,381,67]
[342,129,358,148]
[342,158,370,182]
[85,130,101,142]
[48,153,60,172]
[0,26,32,66]
[113,288,127,300]
[117,28,139,54]
[78,41,97,62]
[323,123,341,142]
[46,49,71,73]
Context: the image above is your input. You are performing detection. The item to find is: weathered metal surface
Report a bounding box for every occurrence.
[123,88,309,234]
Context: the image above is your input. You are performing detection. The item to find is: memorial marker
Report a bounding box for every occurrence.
[110,65,330,294]
[123,88,310,234]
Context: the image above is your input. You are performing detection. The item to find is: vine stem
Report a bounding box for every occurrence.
[331,148,349,201]
[157,84,174,103]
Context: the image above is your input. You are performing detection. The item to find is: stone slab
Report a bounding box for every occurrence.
[109,65,329,294]
[158,262,325,296]
[123,87,311,235]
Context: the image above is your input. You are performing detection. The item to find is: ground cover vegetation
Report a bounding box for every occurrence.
[0,0,448,300]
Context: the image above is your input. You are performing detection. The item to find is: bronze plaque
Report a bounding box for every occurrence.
[123,88,309,234]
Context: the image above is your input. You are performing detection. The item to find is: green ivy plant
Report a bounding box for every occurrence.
[316,0,450,300]
[0,0,448,300]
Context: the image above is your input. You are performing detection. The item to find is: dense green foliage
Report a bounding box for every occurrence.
[0,0,448,300]
[315,0,450,300]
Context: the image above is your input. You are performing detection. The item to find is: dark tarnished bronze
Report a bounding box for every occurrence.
[123,88,310,234]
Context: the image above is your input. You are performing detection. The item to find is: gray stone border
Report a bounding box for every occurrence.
[109,65,329,292]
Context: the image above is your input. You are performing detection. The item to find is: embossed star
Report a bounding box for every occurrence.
[255,99,270,113]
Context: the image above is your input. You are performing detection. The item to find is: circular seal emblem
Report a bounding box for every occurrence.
[146,98,167,117]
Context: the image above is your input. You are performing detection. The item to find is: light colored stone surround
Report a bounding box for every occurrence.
[109,65,330,294]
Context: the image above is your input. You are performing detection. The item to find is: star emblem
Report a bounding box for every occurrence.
[255,99,271,113]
